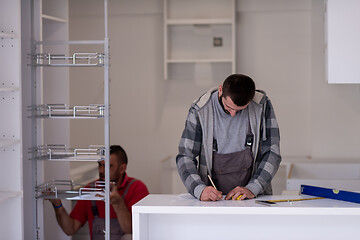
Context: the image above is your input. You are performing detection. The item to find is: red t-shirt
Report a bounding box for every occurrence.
[70,173,149,237]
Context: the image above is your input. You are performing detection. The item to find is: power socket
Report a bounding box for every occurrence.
[213,37,223,47]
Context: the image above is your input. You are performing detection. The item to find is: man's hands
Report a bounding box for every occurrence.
[48,198,62,207]
[109,183,132,234]
[200,186,222,201]
[201,186,254,201]
[225,186,254,200]
[47,197,81,235]
[110,183,124,207]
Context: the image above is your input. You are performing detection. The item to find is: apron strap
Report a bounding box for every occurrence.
[245,109,254,149]
[91,178,137,217]
[91,200,99,216]
[121,178,137,198]
[90,180,101,217]
[247,109,253,135]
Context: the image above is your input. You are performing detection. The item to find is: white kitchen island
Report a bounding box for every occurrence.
[132,194,360,240]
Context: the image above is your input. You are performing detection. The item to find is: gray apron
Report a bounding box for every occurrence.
[91,179,137,240]
[211,116,254,195]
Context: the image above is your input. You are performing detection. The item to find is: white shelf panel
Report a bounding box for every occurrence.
[0,32,19,38]
[0,191,21,203]
[0,0,22,239]
[167,59,232,63]
[0,87,19,92]
[164,0,235,80]
[166,0,234,20]
[166,18,233,25]
[0,139,20,148]
[42,14,67,23]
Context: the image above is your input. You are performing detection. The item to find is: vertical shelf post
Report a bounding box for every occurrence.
[164,0,168,79]
[104,0,110,239]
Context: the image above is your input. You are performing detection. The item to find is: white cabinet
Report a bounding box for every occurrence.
[326,0,360,83]
[164,0,236,80]
[133,194,360,240]
[0,0,23,239]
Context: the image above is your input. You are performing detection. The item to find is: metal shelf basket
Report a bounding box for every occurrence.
[29,104,105,119]
[36,180,107,201]
[30,52,105,66]
[29,144,105,161]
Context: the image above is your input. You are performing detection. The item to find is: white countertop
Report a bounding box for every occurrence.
[133,194,360,215]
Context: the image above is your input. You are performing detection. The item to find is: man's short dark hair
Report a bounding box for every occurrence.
[110,145,128,165]
[222,74,256,106]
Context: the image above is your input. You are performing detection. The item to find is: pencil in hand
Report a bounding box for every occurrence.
[207,175,217,190]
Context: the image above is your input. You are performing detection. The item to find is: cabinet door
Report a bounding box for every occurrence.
[327,0,360,84]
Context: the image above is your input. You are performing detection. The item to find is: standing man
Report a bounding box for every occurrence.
[176,74,281,201]
[48,145,149,240]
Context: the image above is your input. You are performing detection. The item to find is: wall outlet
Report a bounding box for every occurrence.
[213,37,223,47]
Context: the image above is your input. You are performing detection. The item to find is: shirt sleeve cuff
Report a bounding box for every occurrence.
[245,182,262,197]
[194,184,207,200]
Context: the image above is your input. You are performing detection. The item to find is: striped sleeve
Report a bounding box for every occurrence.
[246,99,281,196]
[176,106,206,199]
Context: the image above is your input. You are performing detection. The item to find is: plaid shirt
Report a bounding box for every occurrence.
[176,89,281,199]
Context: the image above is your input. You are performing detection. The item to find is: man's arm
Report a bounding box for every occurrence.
[245,99,282,196]
[111,180,150,233]
[176,107,222,200]
[48,199,82,236]
[109,184,132,234]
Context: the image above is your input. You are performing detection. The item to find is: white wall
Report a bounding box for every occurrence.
[236,0,312,157]
[310,0,360,158]
[68,0,360,195]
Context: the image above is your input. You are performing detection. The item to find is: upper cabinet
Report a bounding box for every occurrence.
[164,0,236,80]
[326,0,360,84]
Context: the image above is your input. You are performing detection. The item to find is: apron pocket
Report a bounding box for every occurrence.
[212,149,253,194]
